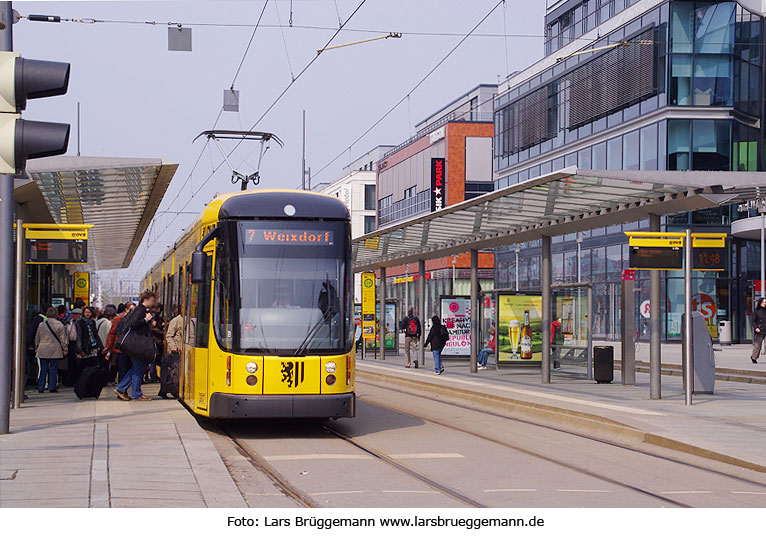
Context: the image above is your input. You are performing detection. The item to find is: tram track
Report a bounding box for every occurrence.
[321,425,487,507]
[358,378,766,489]
[356,379,766,504]
[213,420,487,508]
[215,423,319,508]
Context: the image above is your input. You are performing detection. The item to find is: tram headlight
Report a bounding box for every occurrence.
[245,361,258,374]
[246,375,258,386]
[324,361,337,374]
[325,374,336,386]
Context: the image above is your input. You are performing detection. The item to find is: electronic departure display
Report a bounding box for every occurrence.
[629,246,683,270]
[26,239,87,264]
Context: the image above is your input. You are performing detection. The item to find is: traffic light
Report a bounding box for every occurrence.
[0,51,70,174]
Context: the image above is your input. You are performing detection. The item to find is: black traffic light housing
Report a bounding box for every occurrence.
[14,57,70,110]
[0,52,70,173]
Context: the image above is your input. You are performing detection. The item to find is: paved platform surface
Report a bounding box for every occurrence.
[0,384,246,508]
[358,347,766,472]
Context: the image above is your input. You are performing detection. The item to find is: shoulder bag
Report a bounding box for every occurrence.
[118,326,157,362]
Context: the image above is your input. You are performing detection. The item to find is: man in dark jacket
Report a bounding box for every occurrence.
[752,297,766,363]
[399,307,422,369]
[114,291,156,401]
[424,315,449,375]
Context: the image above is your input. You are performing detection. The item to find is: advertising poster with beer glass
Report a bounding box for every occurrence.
[497,293,542,364]
[440,296,471,356]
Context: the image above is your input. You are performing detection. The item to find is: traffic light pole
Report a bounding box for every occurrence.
[0,1,13,435]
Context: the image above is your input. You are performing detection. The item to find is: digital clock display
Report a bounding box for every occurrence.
[693,247,725,271]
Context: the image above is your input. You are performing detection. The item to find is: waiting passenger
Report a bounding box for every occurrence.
[75,307,103,380]
[105,302,136,384]
[477,327,496,370]
[63,308,82,386]
[114,291,157,401]
[35,307,68,393]
[160,305,183,399]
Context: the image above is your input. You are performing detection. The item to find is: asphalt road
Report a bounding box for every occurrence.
[211,382,766,508]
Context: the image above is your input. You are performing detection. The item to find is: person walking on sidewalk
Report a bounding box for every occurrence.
[400,307,422,368]
[159,305,183,399]
[424,315,449,375]
[751,297,766,363]
[114,291,157,401]
[34,307,68,393]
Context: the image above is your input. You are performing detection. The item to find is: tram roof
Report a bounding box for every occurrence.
[352,168,766,272]
[21,156,178,270]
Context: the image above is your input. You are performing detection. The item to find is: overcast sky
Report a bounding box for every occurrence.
[15,0,545,280]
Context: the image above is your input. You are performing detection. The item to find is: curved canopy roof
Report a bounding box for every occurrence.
[353,168,764,271]
[23,156,178,270]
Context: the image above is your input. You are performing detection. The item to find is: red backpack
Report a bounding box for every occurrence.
[406,318,418,336]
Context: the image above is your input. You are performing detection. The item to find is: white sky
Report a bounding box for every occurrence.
[14,0,545,280]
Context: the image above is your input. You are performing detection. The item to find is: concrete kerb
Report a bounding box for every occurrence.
[356,366,766,475]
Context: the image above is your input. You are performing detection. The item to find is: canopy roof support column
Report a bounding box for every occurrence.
[470,249,478,374]
[542,235,551,384]
[418,259,425,368]
[650,214,662,399]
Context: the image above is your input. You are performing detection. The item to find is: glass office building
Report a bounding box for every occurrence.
[493,0,765,342]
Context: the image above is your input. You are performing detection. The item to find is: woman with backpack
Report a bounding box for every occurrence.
[34,307,68,393]
[424,315,449,375]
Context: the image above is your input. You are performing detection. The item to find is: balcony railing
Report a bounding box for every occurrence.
[378,190,430,226]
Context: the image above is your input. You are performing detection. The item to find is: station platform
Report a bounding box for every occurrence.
[356,347,766,474]
[0,385,246,508]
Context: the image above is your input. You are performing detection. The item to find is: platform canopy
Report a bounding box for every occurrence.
[353,168,765,271]
[19,156,178,270]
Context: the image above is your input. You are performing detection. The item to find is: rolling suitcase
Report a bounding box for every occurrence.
[74,365,108,399]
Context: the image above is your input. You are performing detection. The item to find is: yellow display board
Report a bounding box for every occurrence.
[73,272,90,305]
[361,272,376,340]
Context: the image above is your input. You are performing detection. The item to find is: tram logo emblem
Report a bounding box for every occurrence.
[281,361,305,388]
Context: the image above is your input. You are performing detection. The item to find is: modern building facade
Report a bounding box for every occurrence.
[375,84,497,316]
[317,146,393,301]
[493,0,766,342]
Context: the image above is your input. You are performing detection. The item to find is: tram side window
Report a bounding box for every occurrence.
[214,239,234,349]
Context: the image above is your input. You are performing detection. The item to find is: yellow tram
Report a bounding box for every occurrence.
[142,189,355,419]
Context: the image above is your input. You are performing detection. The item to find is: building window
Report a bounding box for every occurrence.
[668,118,731,171]
[606,136,622,170]
[691,119,729,171]
[669,2,747,108]
[403,186,416,199]
[364,184,376,210]
[640,123,658,170]
[623,129,639,170]
[364,216,376,234]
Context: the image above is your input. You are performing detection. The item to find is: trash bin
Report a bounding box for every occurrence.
[718,320,732,345]
[593,346,614,384]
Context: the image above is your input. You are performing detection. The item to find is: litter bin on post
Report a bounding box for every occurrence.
[593,346,614,384]
[718,320,732,345]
